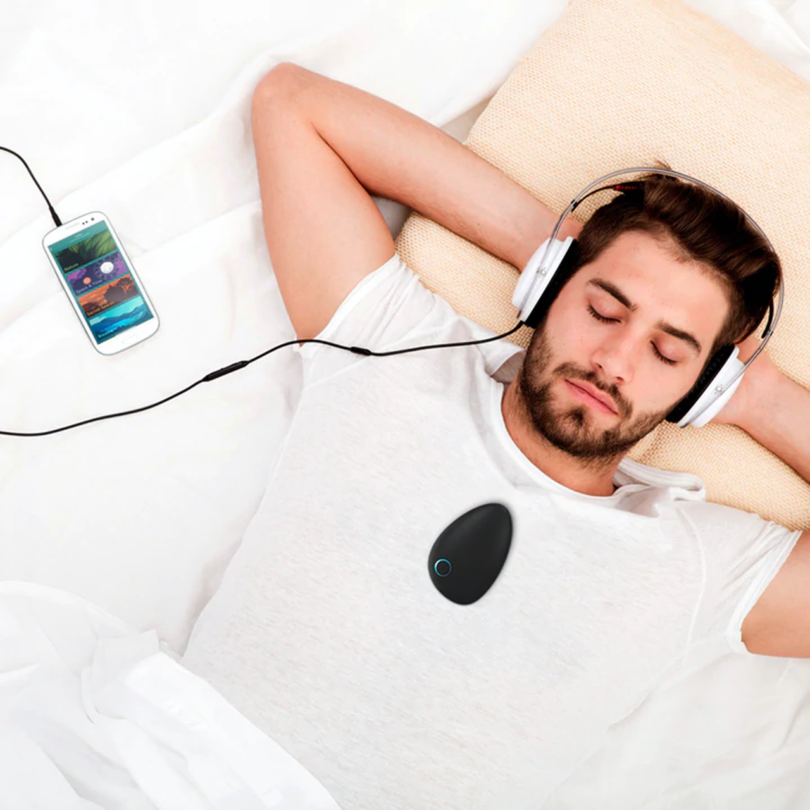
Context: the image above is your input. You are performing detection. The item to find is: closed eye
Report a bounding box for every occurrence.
[587,305,678,366]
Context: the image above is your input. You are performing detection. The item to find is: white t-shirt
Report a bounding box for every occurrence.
[182,251,802,810]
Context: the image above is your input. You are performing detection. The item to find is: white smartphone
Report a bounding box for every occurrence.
[41,210,160,355]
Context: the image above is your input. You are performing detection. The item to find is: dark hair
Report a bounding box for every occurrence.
[570,159,781,367]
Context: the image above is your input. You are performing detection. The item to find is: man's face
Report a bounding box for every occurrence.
[514,230,729,462]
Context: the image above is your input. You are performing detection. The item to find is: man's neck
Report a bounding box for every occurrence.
[501,381,621,497]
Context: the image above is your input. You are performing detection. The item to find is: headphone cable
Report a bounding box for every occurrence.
[2,145,526,437]
[0,329,525,437]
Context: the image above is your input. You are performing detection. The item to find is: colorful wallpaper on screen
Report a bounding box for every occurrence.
[48,222,154,344]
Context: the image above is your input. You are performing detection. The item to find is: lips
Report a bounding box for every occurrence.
[567,379,616,413]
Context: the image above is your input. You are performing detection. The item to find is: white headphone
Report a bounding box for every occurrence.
[511,167,784,428]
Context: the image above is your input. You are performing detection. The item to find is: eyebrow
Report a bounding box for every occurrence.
[586,278,703,357]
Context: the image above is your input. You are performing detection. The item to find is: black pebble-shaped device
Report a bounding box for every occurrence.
[428,502,513,605]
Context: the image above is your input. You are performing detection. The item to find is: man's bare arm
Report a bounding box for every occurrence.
[721,337,810,483]
[719,337,810,657]
[271,62,581,270]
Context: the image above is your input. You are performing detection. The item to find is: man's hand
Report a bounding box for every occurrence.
[711,331,780,427]
[562,218,584,241]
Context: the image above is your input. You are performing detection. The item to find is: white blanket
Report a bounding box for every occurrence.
[0,581,342,808]
[1,0,809,806]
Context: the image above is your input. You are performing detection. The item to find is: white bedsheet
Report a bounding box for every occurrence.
[1,0,809,807]
[0,581,341,809]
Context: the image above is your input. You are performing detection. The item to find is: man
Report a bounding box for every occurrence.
[181,63,810,809]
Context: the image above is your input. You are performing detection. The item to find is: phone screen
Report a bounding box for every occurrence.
[46,220,155,345]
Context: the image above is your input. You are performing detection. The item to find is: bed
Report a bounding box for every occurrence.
[1,0,809,806]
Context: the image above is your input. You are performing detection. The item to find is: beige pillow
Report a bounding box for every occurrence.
[393,0,810,531]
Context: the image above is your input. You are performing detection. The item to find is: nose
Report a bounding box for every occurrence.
[591,330,638,386]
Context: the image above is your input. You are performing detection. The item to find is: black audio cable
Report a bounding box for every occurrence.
[1,146,525,437]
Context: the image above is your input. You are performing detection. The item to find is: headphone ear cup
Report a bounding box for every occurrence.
[666,344,737,426]
[523,239,581,329]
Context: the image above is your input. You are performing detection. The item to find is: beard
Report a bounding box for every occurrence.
[514,317,673,470]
